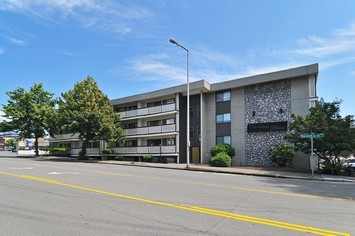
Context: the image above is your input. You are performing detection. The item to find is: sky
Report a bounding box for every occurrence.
[1,0,355,123]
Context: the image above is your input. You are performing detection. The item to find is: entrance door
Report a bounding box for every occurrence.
[191,147,200,163]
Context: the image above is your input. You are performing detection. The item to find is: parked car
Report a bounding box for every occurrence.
[342,159,355,169]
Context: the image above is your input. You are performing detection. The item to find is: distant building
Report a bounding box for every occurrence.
[50,63,318,169]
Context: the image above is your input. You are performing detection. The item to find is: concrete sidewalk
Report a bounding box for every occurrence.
[97,160,355,183]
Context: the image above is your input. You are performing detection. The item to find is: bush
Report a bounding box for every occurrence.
[210,144,235,158]
[143,154,153,162]
[115,156,124,161]
[269,143,294,167]
[102,148,114,155]
[39,147,71,156]
[210,152,231,167]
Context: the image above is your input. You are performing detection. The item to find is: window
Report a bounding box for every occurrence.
[216,91,231,102]
[128,123,137,128]
[162,98,175,105]
[197,106,201,118]
[162,138,175,146]
[147,139,161,146]
[147,101,161,107]
[216,136,231,145]
[216,113,231,123]
[126,140,137,147]
[147,120,161,126]
[163,118,175,125]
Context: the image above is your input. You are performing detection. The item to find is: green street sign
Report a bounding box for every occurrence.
[300,133,324,139]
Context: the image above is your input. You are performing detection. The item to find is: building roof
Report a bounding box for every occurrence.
[110,63,318,105]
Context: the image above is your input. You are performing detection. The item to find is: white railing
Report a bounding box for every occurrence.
[113,146,176,154]
[125,124,176,136]
[119,103,176,119]
[49,133,79,141]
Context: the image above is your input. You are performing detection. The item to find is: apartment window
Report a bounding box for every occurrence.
[216,91,231,102]
[162,138,175,146]
[147,101,161,107]
[126,140,137,147]
[128,123,137,128]
[163,118,175,125]
[216,113,231,124]
[162,98,175,105]
[216,136,231,145]
[147,139,161,146]
[147,120,161,126]
[197,106,201,118]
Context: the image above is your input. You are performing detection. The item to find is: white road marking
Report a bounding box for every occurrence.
[48,172,80,175]
[8,167,34,170]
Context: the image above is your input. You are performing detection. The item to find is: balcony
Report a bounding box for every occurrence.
[113,145,176,155]
[119,103,176,119]
[49,133,80,141]
[125,124,176,136]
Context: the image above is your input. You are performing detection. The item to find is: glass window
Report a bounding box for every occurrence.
[216,113,231,124]
[190,127,193,139]
[162,138,175,146]
[162,98,175,105]
[147,120,161,126]
[216,91,231,102]
[216,136,231,145]
[163,118,175,125]
[189,107,194,118]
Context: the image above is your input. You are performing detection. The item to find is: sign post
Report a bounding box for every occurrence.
[300,133,324,176]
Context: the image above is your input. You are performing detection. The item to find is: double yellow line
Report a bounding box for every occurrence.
[0,171,350,236]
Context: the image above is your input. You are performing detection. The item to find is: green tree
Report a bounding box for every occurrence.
[5,138,16,149]
[285,99,355,174]
[2,83,57,156]
[58,76,125,159]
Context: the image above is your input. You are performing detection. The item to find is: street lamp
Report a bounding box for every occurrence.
[169,38,190,168]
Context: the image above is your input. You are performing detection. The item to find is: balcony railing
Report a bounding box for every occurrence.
[119,103,176,119]
[49,133,80,141]
[113,146,176,154]
[125,124,176,136]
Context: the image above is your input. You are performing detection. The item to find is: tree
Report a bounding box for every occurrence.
[58,76,125,159]
[285,99,355,174]
[2,83,57,156]
[5,138,16,149]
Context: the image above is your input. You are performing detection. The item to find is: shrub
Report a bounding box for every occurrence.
[102,148,114,155]
[210,144,235,158]
[210,152,231,167]
[143,154,153,162]
[115,156,124,161]
[269,143,295,167]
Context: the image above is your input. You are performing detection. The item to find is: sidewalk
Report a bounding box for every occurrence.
[97,160,355,183]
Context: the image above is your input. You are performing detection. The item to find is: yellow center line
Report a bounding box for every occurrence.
[0,171,350,236]
[1,159,353,202]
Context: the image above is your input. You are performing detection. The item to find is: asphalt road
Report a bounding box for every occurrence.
[0,155,354,236]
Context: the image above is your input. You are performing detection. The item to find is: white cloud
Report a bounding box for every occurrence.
[0,0,152,35]
[8,37,26,46]
[294,22,355,58]
[0,48,4,55]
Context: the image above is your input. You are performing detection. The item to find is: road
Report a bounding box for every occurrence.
[0,155,354,236]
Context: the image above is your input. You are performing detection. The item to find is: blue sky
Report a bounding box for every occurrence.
[1,0,355,122]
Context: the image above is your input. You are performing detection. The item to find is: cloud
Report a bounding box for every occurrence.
[8,37,26,46]
[0,0,152,35]
[57,50,80,56]
[293,22,355,58]
[0,48,4,55]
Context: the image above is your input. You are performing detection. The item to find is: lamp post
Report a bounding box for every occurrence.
[169,38,190,168]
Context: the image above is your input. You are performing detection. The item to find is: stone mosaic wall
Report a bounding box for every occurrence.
[244,79,291,166]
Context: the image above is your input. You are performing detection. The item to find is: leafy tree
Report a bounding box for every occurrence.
[5,138,16,148]
[1,83,58,156]
[285,99,355,174]
[58,76,125,159]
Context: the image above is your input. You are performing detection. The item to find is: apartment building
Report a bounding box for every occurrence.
[50,63,318,169]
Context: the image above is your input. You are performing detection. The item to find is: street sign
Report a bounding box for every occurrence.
[300,133,324,139]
